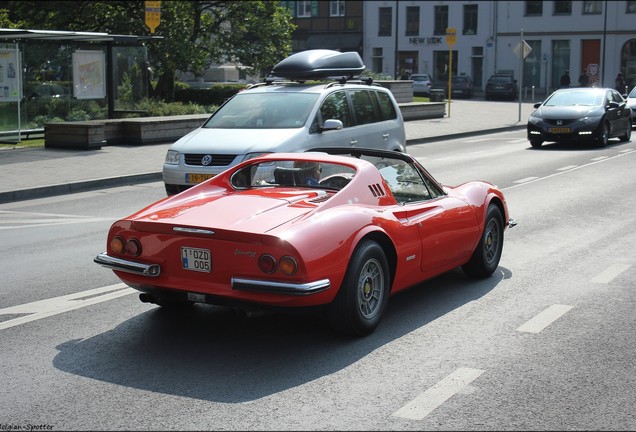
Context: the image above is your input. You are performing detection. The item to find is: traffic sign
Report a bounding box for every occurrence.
[145,1,161,33]
[446,28,457,46]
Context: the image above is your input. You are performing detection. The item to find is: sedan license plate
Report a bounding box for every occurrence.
[549,127,571,133]
[181,247,211,273]
[186,173,215,184]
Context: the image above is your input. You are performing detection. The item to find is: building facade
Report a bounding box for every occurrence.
[285,1,636,96]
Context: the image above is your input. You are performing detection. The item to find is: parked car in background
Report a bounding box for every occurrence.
[527,87,632,148]
[485,74,518,100]
[451,75,474,98]
[96,147,516,337]
[625,85,636,127]
[409,73,433,96]
[430,75,474,99]
[162,49,406,196]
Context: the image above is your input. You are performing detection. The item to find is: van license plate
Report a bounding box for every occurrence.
[187,173,215,184]
[181,247,211,272]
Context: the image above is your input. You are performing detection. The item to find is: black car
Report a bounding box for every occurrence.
[527,87,632,148]
[485,74,517,100]
[431,75,474,99]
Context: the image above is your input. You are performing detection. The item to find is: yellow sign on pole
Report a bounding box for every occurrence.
[145,1,161,33]
[445,28,456,117]
[445,27,457,47]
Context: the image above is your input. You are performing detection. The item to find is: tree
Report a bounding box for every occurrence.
[0,0,295,100]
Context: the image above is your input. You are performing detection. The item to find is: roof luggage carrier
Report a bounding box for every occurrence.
[252,49,373,87]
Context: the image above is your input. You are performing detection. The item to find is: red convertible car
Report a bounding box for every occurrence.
[95,148,516,336]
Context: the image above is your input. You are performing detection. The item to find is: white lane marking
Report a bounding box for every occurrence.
[618,149,635,154]
[392,367,485,420]
[590,156,608,161]
[513,176,539,183]
[0,210,112,230]
[590,263,631,284]
[0,283,135,331]
[516,304,574,334]
[504,149,635,190]
[556,165,578,171]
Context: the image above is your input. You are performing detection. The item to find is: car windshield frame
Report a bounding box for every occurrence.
[203,92,320,129]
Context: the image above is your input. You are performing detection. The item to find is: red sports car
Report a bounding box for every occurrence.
[95,148,516,336]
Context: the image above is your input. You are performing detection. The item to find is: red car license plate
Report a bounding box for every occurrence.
[549,127,571,133]
[187,173,215,184]
[181,247,211,273]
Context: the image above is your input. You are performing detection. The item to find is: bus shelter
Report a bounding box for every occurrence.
[0,29,161,143]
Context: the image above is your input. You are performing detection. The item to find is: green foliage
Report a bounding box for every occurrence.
[0,1,295,101]
[174,83,245,106]
[135,99,214,116]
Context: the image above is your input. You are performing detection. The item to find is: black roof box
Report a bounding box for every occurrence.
[269,49,365,80]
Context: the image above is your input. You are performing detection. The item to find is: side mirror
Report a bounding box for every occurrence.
[321,119,344,132]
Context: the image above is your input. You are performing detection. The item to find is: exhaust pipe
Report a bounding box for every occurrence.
[139,293,158,304]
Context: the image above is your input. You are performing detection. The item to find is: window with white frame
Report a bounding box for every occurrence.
[330,0,345,17]
[297,0,312,18]
[379,7,392,37]
[406,6,420,36]
[583,0,602,14]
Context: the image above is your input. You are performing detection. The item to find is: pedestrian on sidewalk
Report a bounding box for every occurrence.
[615,72,625,94]
[560,70,571,88]
[578,69,590,87]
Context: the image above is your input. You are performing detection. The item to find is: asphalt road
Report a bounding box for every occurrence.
[1,128,635,431]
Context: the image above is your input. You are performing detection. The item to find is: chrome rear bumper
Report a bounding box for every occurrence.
[94,253,161,277]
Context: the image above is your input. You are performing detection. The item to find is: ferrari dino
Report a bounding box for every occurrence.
[95,148,516,336]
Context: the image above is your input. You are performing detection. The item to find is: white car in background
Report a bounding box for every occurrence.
[409,73,433,97]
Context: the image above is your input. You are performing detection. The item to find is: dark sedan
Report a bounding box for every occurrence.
[431,76,474,99]
[527,87,632,148]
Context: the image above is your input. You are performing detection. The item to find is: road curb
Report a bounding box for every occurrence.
[0,172,163,204]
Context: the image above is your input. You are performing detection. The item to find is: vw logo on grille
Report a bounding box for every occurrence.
[556,120,563,125]
[201,155,213,166]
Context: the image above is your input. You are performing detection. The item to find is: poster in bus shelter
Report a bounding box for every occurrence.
[72,50,105,99]
[0,48,21,102]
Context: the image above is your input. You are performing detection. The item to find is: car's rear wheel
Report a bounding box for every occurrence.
[327,240,390,337]
[596,121,609,147]
[530,139,543,148]
[462,204,504,278]
[619,123,631,142]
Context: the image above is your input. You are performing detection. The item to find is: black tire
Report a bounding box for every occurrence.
[326,240,390,337]
[530,139,543,148]
[596,121,609,147]
[462,204,504,278]
[619,123,631,142]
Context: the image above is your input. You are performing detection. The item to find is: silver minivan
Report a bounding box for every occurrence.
[162,50,406,195]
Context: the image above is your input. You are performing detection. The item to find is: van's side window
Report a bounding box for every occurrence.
[376,91,398,121]
[349,89,377,125]
[319,91,352,127]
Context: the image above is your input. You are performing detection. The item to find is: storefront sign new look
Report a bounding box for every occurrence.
[408,36,443,46]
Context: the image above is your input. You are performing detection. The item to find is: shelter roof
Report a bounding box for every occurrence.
[0,28,161,43]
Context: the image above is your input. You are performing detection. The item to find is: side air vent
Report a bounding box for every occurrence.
[367,184,386,197]
[309,195,331,203]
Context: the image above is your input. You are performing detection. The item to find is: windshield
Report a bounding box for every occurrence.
[204,92,319,129]
[544,91,604,107]
[231,159,356,189]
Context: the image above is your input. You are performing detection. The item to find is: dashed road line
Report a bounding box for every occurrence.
[516,304,574,334]
[392,367,485,420]
[590,263,631,284]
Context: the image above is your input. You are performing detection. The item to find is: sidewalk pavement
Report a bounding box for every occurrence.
[0,99,536,204]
